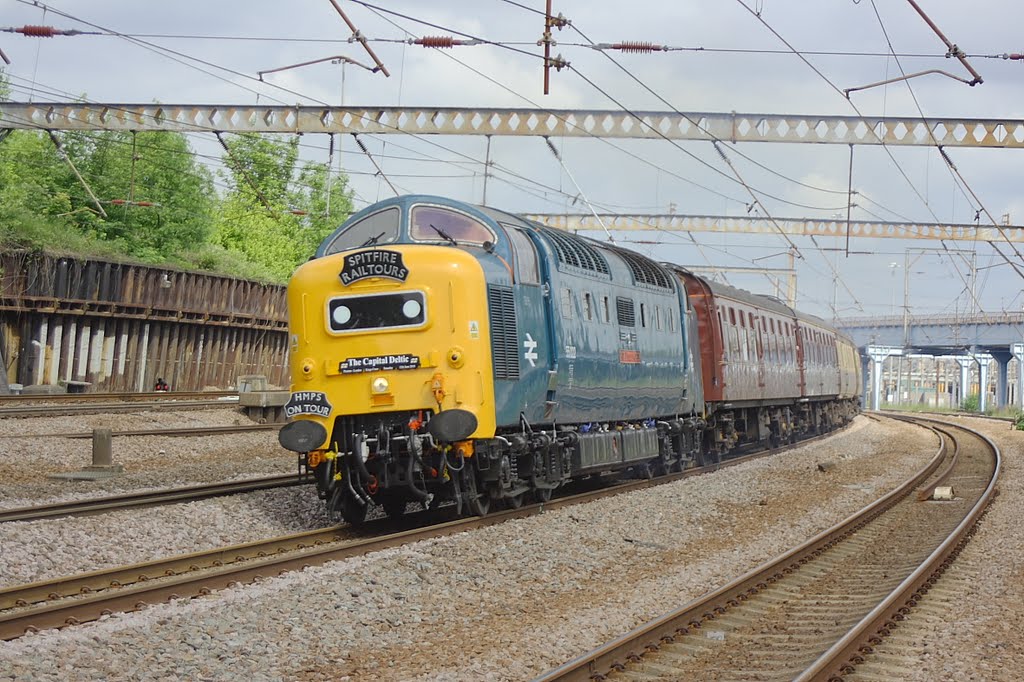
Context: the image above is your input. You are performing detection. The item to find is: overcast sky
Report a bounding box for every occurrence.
[2,0,1023,321]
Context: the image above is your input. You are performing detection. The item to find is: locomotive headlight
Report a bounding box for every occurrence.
[402,299,422,319]
[332,305,352,326]
[371,376,390,394]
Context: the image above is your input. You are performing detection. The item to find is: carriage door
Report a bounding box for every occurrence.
[751,312,766,398]
[502,225,556,425]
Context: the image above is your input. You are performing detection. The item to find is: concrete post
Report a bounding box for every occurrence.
[979,360,990,412]
[866,346,903,411]
[860,354,870,409]
[969,353,994,412]
[91,428,113,467]
[1013,343,1024,408]
[956,356,973,409]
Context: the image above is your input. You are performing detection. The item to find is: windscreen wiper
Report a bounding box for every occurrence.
[430,224,457,246]
[359,232,386,248]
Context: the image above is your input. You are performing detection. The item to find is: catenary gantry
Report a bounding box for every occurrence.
[3,103,1024,148]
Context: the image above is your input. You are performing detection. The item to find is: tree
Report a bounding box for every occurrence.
[213,134,353,280]
[62,130,216,259]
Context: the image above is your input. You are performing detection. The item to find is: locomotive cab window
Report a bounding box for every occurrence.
[410,205,496,245]
[321,207,400,255]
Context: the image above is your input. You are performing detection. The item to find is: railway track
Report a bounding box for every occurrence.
[0,474,305,523]
[0,390,237,403]
[0,396,240,418]
[0,424,848,641]
[0,423,278,440]
[535,415,999,682]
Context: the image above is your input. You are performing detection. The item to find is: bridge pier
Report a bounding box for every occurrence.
[992,351,1012,409]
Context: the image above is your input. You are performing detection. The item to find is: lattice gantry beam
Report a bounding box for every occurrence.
[3,103,1024,147]
[527,214,1024,243]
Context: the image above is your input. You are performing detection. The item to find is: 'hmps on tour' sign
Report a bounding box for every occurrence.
[339,249,409,286]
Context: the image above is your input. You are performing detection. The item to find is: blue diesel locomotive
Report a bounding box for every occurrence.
[278,195,860,522]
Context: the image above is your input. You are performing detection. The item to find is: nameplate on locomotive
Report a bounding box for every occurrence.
[339,249,409,285]
[339,354,421,374]
[284,391,333,418]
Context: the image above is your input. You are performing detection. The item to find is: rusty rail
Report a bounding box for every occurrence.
[0,474,306,523]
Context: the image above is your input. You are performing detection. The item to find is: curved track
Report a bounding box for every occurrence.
[534,415,999,682]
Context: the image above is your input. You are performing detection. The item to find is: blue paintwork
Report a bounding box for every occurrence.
[319,195,705,430]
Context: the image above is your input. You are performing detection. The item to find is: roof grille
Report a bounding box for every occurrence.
[538,227,610,275]
[608,245,673,289]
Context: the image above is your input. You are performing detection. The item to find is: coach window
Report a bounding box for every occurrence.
[560,287,573,319]
[321,206,400,255]
[410,205,496,245]
[505,226,540,284]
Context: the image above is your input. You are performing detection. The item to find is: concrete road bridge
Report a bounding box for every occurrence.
[836,313,1024,412]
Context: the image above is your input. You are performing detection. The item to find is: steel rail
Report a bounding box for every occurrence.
[796,418,1001,681]
[533,417,955,682]
[0,391,238,403]
[0,398,240,418]
[0,423,279,440]
[0,425,849,640]
[534,416,998,682]
[0,474,306,523]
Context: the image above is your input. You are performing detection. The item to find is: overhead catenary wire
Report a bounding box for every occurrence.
[731,0,995,312]
[864,0,1024,284]
[563,21,872,314]
[543,136,613,243]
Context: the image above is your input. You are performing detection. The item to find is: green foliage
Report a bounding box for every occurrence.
[212,134,353,280]
[0,123,353,283]
[1014,412,1024,431]
[959,394,980,412]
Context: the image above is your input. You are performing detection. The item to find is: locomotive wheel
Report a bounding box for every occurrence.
[462,469,490,517]
[340,495,368,524]
[504,493,525,510]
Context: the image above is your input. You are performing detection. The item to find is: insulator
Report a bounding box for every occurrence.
[614,41,658,54]
[416,36,455,49]
[16,25,58,38]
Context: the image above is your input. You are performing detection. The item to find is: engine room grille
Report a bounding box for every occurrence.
[538,227,610,276]
[616,296,636,327]
[488,285,521,380]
